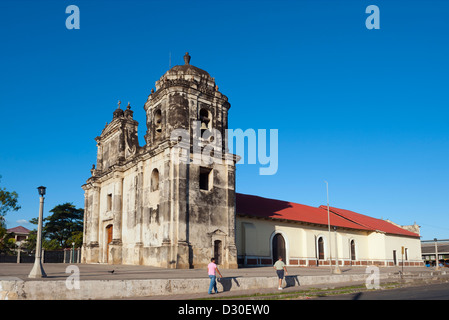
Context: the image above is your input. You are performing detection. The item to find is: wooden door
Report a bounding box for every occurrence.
[106,225,113,263]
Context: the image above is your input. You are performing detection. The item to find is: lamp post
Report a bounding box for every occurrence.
[434,238,440,271]
[333,226,342,274]
[324,181,333,274]
[28,186,47,278]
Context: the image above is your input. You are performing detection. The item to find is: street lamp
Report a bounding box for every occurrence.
[28,186,47,278]
[333,226,342,274]
[434,238,440,271]
[324,181,333,274]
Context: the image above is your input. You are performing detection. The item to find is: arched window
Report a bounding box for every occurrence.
[151,168,159,192]
[318,236,325,260]
[350,239,356,261]
[154,109,162,135]
[199,108,211,136]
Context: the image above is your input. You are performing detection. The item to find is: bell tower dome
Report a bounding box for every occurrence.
[143,52,230,153]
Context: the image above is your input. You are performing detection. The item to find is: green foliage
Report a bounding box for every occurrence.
[0,175,21,254]
[29,202,84,249]
[0,227,16,255]
[0,175,21,220]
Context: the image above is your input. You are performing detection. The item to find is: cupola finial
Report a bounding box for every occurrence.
[184,52,191,65]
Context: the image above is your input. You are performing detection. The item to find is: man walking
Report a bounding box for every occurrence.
[207,257,223,294]
[273,256,288,290]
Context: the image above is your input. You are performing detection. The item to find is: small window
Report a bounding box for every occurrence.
[107,194,112,211]
[151,168,159,192]
[199,167,212,191]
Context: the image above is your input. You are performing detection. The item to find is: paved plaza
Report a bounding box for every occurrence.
[1,263,446,300]
[0,262,432,281]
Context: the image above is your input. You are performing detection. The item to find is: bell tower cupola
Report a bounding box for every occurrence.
[143,53,230,153]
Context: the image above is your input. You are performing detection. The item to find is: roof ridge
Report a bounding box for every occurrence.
[318,205,374,230]
[324,206,419,237]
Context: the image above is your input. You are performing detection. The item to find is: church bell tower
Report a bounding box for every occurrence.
[141,53,238,268]
[83,53,239,269]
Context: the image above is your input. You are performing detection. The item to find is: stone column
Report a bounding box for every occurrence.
[134,165,144,265]
[111,177,123,264]
[160,151,173,268]
[226,163,238,269]
[176,160,191,269]
[88,185,100,263]
[81,189,89,263]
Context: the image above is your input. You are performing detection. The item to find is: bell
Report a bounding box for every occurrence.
[200,122,208,131]
[201,116,210,124]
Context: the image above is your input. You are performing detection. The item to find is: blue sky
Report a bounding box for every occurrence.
[0,0,448,240]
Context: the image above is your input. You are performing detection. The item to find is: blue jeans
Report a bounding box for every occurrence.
[208,275,217,294]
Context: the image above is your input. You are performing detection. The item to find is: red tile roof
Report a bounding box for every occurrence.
[236,193,371,231]
[321,206,420,238]
[236,193,419,238]
[7,226,31,234]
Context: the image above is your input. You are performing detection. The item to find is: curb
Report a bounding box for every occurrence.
[0,272,392,300]
[1,270,447,300]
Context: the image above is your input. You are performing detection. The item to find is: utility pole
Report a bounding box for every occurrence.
[325,181,333,274]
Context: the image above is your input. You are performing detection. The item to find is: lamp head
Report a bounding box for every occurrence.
[37,186,46,196]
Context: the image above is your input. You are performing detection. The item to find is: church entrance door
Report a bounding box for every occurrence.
[106,224,113,263]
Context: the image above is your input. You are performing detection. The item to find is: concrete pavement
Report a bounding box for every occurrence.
[0,263,446,300]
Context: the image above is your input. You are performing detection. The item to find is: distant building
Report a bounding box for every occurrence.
[421,240,449,265]
[6,226,31,246]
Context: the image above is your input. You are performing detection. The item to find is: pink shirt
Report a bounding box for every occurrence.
[207,262,217,275]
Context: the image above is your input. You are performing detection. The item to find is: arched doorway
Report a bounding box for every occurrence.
[272,233,286,263]
[106,224,113,263]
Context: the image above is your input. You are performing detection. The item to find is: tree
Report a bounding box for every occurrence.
[0,175,21,225]
[29,202,84,249]
[0,176,21,254]
[0,227,16,255]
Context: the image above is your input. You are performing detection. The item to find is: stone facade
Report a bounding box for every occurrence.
[82,53,238,269]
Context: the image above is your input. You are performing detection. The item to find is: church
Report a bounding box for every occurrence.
[81,53,423,269]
